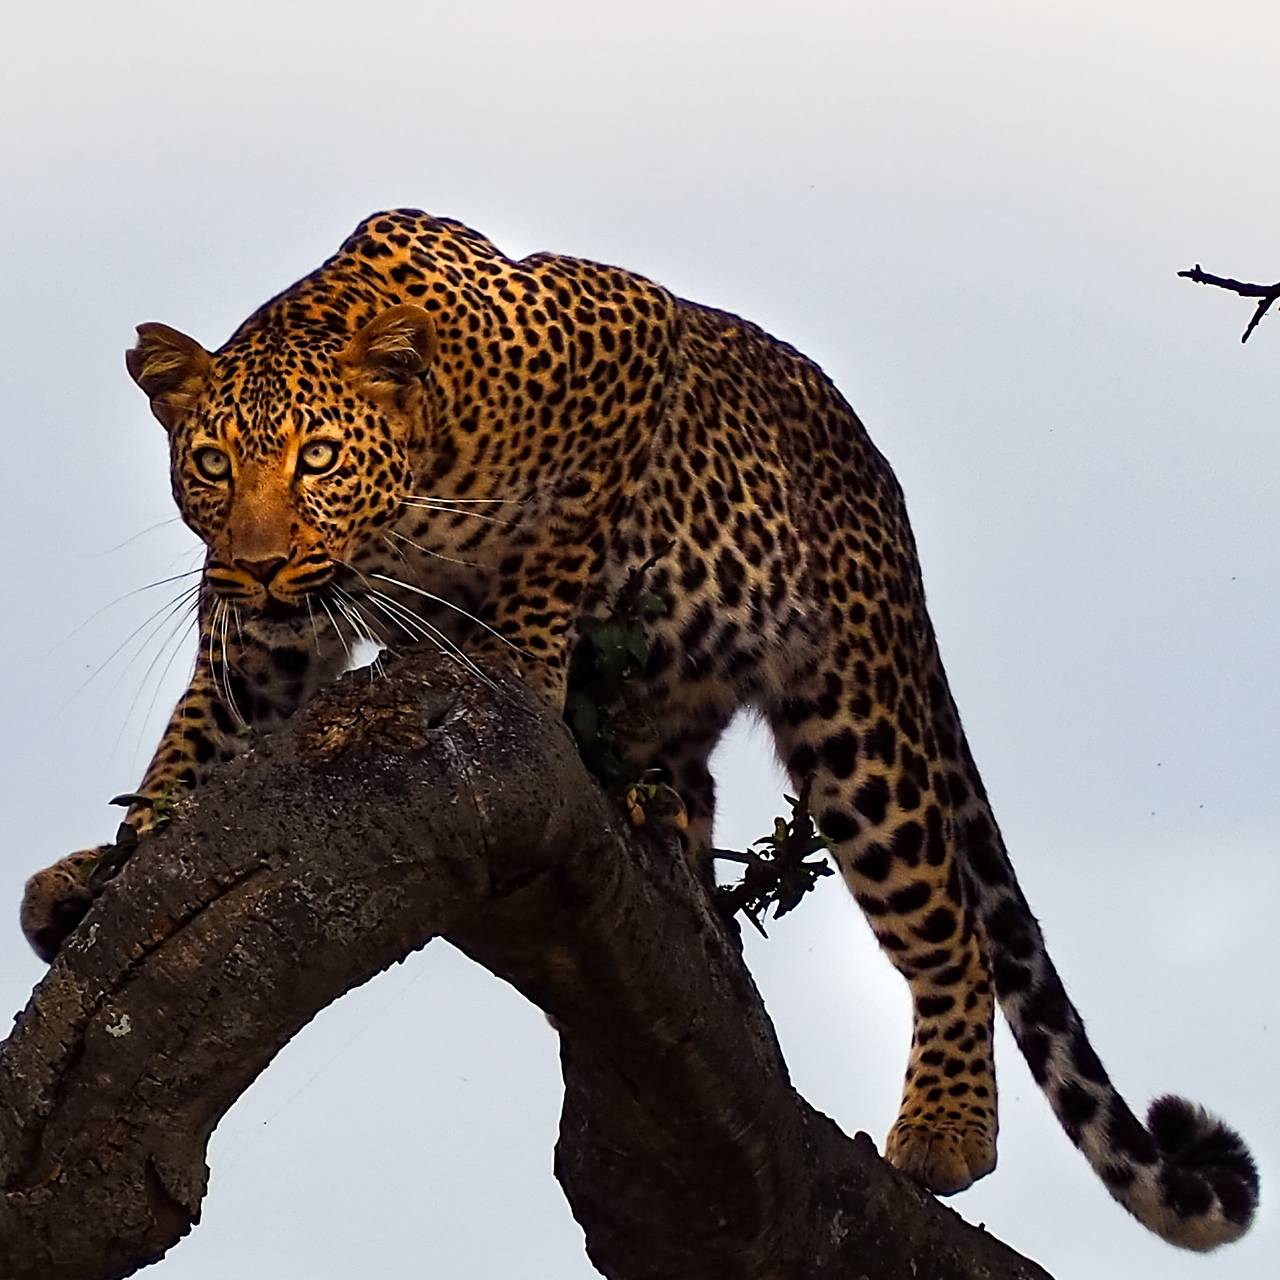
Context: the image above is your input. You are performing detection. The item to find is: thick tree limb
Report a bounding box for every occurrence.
[0,652,1051,1280]
[1178,263,1280,342]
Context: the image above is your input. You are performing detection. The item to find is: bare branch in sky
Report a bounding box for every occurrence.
[1178,264,1280,342]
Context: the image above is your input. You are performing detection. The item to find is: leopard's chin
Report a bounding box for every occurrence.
[255,596,310,623]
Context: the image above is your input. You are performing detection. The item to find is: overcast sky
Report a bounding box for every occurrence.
[2,2,1277,1277]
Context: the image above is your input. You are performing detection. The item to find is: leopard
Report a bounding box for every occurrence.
[20,209,1257,1249]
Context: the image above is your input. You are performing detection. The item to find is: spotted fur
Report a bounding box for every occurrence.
[21,210,1257,1248]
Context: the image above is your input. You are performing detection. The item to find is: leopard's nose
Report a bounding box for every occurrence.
[235,555,288,585]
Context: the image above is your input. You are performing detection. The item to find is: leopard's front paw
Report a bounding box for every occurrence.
[20,846,108,963]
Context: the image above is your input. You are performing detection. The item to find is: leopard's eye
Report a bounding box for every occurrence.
[298,440,341,475]
[194,447,230,482]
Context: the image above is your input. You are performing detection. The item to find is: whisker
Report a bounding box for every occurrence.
[359,591,426,643]
[333,587,388,649]
[304,595,322,655]
[44,567,208,658]
[165,544,210,573]
[318,594,353,663]
[357,585,434,642]
[369,573,524,655]
[384,529,477,570]
[87,516,184,557]
[332,604,377,679]
[167,599,216,753]
[407,460,534,480]
[399,494,525,506]
[54,583,204,719]
[397,500,515,528]
[357,586,495,690]
[381,534,421,580]
[341,593,393,685]
[332,589,389,681]
[217,601,246,728]
[230,603,247,717]
[144,613,201,745]
[118,595,202,767]
[333,559,499,689]
[127,596,202,727]
[206,600,221,708]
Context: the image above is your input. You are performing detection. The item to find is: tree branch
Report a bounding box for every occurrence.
[1178,263,1280,342]
[0,651,1051,1280]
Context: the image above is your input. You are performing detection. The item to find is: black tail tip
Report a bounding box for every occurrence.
[1148,1095,1259,1230]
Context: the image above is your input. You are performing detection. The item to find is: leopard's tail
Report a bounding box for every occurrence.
[958,775,1258,1249]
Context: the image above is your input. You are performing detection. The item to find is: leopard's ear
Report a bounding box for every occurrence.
[341,304,437,399]
[126,323,212,430]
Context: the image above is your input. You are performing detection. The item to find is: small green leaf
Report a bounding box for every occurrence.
[623,627,650,664]
[591,622,625,653]
[570,697,599,744]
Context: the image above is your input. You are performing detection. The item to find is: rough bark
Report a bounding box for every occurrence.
[0,651,1051,1280]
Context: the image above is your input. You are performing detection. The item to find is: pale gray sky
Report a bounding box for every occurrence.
[2,2,1277,1276]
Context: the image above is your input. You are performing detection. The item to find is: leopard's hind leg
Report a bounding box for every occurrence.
[766,652,998,1194]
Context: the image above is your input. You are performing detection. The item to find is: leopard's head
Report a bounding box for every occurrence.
[127,305,437,618]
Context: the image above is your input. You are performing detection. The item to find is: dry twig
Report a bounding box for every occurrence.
[1178,264,1280,342]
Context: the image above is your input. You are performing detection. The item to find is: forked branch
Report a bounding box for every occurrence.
[1178,264,1280,342]
[0,651,1049,1280]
